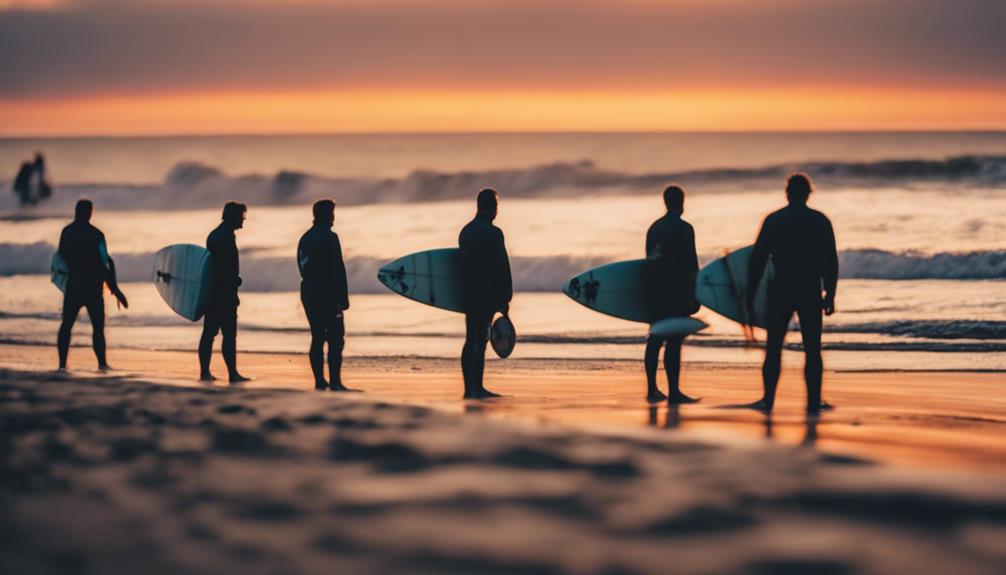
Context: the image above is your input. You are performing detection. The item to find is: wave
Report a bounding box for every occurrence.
[826,320,1006,340]
[2,154,1004,212]
[839,249,1006,280]
[2,243,1003,290]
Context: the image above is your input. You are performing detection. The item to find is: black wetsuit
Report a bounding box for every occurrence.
[748,202,838,411]
[57,219,112,367]
[643,213,699,397]
[458,212,512,395]
[13,163,32,206]
[199,222,241,377]
[297,223,349,387]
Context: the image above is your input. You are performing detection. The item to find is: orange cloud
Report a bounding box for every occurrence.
[2,86,1004,135]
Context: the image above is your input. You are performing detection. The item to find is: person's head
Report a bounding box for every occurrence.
[476,188,499,219]
[313,199,335,226]
[222,201,247,229]
[74,199,93,222]
[34,151,44,162]
[786,173,813,204]
[663,185,685,214]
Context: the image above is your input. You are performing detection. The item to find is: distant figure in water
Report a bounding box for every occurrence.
[297,199,352,391]
[32,151,51,201]
[644,185,701,404]
[198,201,250,383]
[57,199,129,370]
[745,174,838,415]
[12,161,33,206]
[458,188,512,399]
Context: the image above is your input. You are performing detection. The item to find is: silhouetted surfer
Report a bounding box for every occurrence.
[459,188,512,399]
[298,199,352,391]
[199,202,250,383]
[644,185,700,404]
[57,199,129,370]
[745,174,838,414]
[12,161,32,206]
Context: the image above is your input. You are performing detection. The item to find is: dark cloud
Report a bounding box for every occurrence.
[0,0,1004,98]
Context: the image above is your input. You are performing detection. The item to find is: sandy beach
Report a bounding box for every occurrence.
[2,344,1004,574]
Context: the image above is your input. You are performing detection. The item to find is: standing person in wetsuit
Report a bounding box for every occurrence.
[198,202,250,383]
[458,188,512,399]
[297,199,352,391]
[644,185,700,404]
[57,199,129,370]
[745,174,838,415]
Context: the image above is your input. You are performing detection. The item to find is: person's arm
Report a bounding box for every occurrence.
[685,224,699,313]
[231,234,241,289]
[99,235,128,309]
[822,217,838,315]
[333,234,350,311]
[745,218,771,321]
[57,227,68,258]
[497,229,513,314]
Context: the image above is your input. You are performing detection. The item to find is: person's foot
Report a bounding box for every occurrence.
[199,373,217,382]
[229,373,251,384]
[98,364,112,373]
[327,382,360,393]
[737,399,773,414]
[646,389,668,403]
[469,388,501,399]
[314,380,329,391]
[667,391,700,405]
[807,400,835,415]
[57,365,67,372]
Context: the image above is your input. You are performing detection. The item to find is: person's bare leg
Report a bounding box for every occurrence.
[644,335,668,403]
[198,313,218,380]
[664,336,698,404]
[799,304,826,414]
[221,309,249,383]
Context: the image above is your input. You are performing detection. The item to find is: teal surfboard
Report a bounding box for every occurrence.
[562,259,708,336]
[153,244,215,321]
[695,246,773,328]
[377,248,466,314]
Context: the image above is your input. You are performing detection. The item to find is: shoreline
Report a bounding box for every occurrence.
[2,363,1005,574]
[2,344,1004,474]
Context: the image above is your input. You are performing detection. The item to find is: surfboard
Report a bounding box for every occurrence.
[490,314,516,358]
[695,245,774,328]
[376,248,465,313]
[562,259,707,336]
[649,316,710,338]
[152,244,215,321]
[50,251,69,293]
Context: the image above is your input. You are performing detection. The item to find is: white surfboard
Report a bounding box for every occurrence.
[376,248,465,313]
[152,244,215,321]
[649,316,710,338]
[50,251,69,293]
[562,259,708,336]
[695,246,774,328]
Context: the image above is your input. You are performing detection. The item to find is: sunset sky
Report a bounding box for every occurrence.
[1,0,1004,135]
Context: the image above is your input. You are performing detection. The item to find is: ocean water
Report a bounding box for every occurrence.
[1,132,1004,371]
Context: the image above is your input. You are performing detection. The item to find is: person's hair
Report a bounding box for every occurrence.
[786,173,813,203]
[313,199,335,223]
[476,188,498,213]
[222,201,247,223]
[74,199,93,221]
[663,185,685,212]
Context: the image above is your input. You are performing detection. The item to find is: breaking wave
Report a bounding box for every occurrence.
[2,154,1004,212]
[2,243,1003,290]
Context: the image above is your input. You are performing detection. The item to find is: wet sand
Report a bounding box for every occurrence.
[3,344,1004,473]
[2,344,1005,574]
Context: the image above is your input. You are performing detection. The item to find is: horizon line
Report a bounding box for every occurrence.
[4,128,1006,140]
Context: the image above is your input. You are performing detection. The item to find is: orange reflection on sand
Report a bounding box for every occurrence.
[3,86,1006,136]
